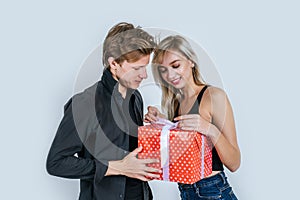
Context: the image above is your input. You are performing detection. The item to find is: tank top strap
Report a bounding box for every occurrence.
[196,85,209,104]
[174,85,209,117]
[187,85,209,115]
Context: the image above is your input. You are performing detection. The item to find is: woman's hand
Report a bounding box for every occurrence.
[106,146,161,181]
[144,106,166,123]
[174,114,220,140]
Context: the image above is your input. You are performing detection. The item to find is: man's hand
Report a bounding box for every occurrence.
[106,146,161,181]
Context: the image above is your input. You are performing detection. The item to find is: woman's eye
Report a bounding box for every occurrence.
[158,67,167,73]
[172,65,180,69]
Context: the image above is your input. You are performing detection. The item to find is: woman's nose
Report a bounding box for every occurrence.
[167,68,176,79]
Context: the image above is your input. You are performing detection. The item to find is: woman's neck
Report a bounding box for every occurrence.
[181,83,200,99]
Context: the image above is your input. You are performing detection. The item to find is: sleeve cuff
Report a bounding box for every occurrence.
[94,159,109,183]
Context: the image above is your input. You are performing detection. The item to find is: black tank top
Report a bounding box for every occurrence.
[175,85,224,171]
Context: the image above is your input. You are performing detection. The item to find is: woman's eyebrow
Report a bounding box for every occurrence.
[168,59,180,65]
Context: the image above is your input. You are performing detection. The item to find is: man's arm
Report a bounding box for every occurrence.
[46,99,96,179]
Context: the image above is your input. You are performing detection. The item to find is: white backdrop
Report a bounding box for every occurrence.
[1,1,299,199]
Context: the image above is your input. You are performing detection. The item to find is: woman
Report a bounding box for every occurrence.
[145,35,240,200]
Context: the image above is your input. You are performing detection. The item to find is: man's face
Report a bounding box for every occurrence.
[114,55,150,89]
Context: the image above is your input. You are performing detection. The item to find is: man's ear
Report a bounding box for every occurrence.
[108,57,119,69]
[108,57,119,75]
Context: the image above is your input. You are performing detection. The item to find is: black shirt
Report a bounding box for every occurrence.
[46,69,152,200]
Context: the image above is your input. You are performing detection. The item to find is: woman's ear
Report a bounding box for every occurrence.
[189,60,195,68]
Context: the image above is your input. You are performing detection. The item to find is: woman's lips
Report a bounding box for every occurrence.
[170,77,181,85]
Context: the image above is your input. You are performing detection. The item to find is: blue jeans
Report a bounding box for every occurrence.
[178,172,238,200]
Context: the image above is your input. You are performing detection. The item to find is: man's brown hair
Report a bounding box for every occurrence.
[102,22,156,69]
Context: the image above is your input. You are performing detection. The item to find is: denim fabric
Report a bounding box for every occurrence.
[178,172,238,200]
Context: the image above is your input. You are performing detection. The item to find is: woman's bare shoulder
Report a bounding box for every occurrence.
[204,86,227,101]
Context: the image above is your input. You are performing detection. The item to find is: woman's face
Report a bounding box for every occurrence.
[158,51,194,89]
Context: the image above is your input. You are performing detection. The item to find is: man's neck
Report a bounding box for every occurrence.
[118,83,127,99]
[111,72,127,99]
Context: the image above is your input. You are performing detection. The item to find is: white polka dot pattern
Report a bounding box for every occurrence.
[138,125,212,184]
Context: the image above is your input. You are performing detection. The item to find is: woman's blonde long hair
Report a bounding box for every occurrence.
[152,35,205,120]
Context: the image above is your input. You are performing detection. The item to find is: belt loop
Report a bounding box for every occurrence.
[219,172,226,185]
[193,183,200,196]
[193,183,197,190]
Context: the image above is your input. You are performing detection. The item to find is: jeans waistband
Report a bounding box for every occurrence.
[178,171,227,189]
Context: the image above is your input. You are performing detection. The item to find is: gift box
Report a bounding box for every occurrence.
[138,123,212,184]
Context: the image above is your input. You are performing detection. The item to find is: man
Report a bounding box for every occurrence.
[46,22,160,200]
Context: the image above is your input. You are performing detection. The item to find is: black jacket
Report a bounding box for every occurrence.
[46,69,152,200]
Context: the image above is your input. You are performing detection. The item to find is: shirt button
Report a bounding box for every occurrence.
[124,151,127,154]
[119,194,123,198]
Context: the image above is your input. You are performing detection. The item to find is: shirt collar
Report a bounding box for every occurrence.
[101,68,118,95]
[100,68,135,99]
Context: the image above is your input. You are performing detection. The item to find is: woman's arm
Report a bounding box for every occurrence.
[174,87,241,172]
[204,87,241,172]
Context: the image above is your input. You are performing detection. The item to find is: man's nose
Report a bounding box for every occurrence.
[139,67,148,79]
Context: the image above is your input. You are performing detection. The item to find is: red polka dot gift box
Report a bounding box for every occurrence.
[138,123,212,184]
